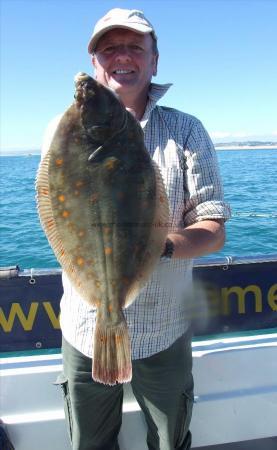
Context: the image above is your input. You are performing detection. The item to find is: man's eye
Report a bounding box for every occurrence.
[130,45,143,52]
[101,46,115,54]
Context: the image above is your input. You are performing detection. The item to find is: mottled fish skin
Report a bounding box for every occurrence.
[36,72,169,385]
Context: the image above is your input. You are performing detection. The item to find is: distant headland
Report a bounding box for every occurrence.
[214,141,277,150]
[0,148,41,157]
[1,141,277,156]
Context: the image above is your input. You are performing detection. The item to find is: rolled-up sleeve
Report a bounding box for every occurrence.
[183,119,231,225]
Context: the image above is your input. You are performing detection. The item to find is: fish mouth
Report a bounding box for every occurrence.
[74,73,105,107]
[74,72,91,83]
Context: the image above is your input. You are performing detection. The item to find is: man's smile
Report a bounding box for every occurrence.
[112,69,135,74]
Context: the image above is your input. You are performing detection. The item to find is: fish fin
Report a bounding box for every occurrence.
[92,316,132,385]
[125,160,170,306]
[36,150,67,267]
[36,146,99,308]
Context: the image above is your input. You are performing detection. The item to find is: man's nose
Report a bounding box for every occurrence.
[114,45,132,61]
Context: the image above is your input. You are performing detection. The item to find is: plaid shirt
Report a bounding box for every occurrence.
[43,83,231,359]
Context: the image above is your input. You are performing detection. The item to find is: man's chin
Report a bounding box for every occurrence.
[108,77,135,93]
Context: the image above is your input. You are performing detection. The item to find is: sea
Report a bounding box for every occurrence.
[0,149,276,270]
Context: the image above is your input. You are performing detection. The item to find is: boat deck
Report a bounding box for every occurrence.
[1,332,277,450]
[194,437,277,449]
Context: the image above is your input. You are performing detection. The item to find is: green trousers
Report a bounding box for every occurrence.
[57,331,194,450]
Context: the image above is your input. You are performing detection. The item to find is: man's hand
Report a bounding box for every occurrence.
[166,219,225,259]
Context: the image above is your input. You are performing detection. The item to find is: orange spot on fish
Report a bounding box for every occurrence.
[55,158,63,166]
[115,335,122,344]
[41,188,49,196]
[78,230,85,237]
[104,158,118,170]
[159,196,165,203]
[103,227,111,234]
[95,280,101,288]
[108,304,113,312]
[47,219,54,229]
[104,247,113,255]
[58,194,65,202]
[74,190,80,196]
[75,180,84,188]
[62,210,70,218]
[76,257,85,266]
[60,249,65,256]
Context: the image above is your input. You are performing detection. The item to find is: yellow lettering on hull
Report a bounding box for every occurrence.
[43,302,60,329]
[0,303,39,332]
[222,285,262,315]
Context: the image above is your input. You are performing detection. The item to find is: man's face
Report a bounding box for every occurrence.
[92,29,158,98]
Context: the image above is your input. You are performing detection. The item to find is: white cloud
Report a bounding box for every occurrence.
[232,132,252,139]
[210,131,231,139]
[211,131,252,140]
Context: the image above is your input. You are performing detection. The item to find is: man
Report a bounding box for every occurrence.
[51,8,231,450]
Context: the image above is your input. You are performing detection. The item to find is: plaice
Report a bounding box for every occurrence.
[36,72,169,385]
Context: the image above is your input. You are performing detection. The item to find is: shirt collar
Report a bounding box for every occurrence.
[140,82,172,129]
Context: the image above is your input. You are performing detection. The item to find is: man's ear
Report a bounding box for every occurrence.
[91,55,97,79]
[153,53,159,77]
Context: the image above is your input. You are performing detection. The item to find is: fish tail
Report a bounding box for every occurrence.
[92,317,132,385]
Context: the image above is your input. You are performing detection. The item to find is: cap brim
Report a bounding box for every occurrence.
[88,23,153,54]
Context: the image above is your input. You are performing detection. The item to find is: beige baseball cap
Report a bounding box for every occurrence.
[88,8,157,54]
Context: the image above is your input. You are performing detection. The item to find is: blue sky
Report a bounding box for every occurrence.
[1,0,277,150]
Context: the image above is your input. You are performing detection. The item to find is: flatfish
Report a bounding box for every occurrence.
[36,72,169,385]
